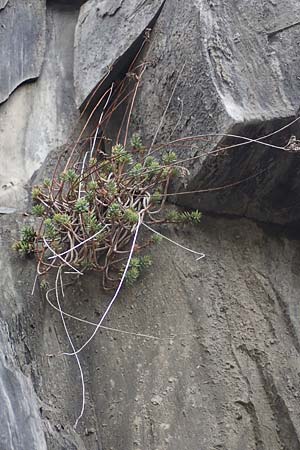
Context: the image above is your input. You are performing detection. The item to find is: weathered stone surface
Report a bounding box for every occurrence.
[0,0,8,10]
[0,0,46,104]
[131,0,300,224]
[0,215,89,449]
[0,1,79,209]
[0,319,47,449]
[3,212,300,449]
[3,0,300,448]
[74,0,165,107]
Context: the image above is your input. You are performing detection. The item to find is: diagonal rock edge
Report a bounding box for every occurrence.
[0,0,46,105]
[78,18,158,113]
[74,0,166,108]
[0,0,8,10]
[176,116,300,225]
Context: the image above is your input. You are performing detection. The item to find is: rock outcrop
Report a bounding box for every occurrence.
[74,0,165,107]
[0,1,8,10]
[1,0,300,449]
[131,0,300,224]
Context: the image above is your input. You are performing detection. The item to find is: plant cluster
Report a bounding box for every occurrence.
[125,255,153,285]
[13,225,36,256]
[11,44,206,430]
[16,136,201,289]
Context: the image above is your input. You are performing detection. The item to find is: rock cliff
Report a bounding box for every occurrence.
[1,1,300,449]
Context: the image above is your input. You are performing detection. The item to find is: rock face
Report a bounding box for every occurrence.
[74,0,165,107]
[131,0,300,224]
[2,0,300,449]
[0,0,79,209]
[0,0,46,104]
[0,1,8,10]
[0,319,47,450]
[3,213,300,449]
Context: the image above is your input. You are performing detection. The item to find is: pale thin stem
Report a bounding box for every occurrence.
[48,225,108,260]
[43,238,83,275]
[31,274,38,296]
[143,223,205,260]
[78,151,89,200]
[123,66,147,148]
[52,268,85,429]
[64,215,142,356]
[151,115,300,156]
[169,97,183,139]
[45,289,171,340]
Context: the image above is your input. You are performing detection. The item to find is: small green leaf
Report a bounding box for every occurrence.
[32,204,45,217]
[124,208,139,224]
[75,198,89,213]
[131,133,143,150]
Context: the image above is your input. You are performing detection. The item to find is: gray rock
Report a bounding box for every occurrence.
[74,0,165,106]
[0,215,90,449]
[0,0,8,10]
[131,0,300,224]
[0,0,46,104]
[0,0,79,209]
[3,0,300,448]
[0,319,47,450]
[3,212,300,450]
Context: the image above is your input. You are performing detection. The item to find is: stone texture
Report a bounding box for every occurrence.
[74,0,165,106]
[2,0,300,448]
[3,212,300,449]
[130,0,300,224]
[0,215,88,449]
[0,0,79,209]
[0,0,46,104]
[0,0,8,10]
[0,318,47,450]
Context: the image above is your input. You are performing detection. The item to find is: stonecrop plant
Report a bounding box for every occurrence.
[13,27,206,294]
[12,31,205,428]
[22,136,201,290]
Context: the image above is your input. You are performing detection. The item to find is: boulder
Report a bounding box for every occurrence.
[74,0,165,107]
[0,0,46,104]
[130,0,300,224]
